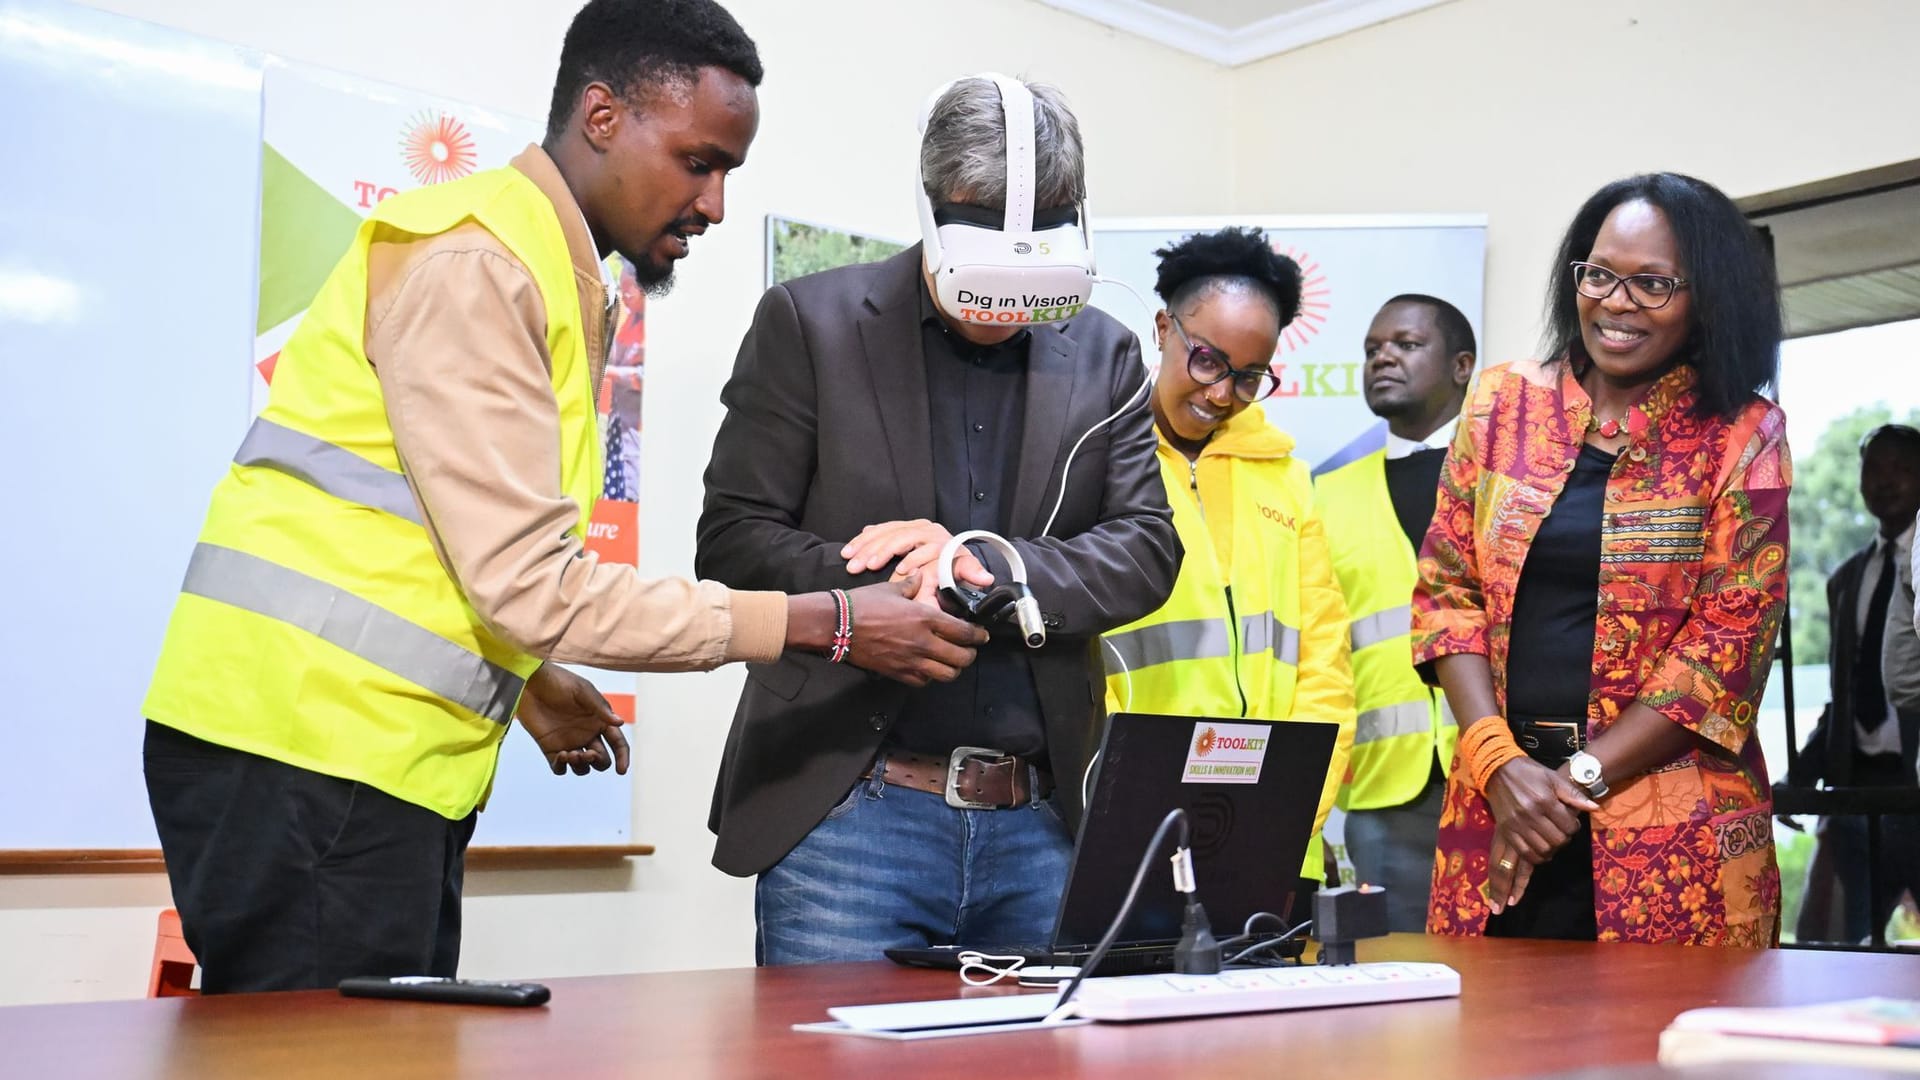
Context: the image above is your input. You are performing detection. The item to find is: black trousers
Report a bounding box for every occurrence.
[1484,717,1598,942]
[143,720,477,994]
[1483,816,1597,941]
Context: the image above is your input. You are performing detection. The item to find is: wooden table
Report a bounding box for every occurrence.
[7,935,1917,1079]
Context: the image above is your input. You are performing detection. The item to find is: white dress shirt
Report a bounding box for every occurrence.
[1385,416,1458,462]
[1910,508,1920,639]
[1857,523,1912,756]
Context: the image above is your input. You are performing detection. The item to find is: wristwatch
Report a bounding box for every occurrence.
[1567,750,1609,799]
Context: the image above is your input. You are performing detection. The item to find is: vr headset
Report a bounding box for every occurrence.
[915,73,1096,328]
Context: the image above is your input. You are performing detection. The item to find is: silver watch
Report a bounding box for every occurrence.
[1568,750,1608,799]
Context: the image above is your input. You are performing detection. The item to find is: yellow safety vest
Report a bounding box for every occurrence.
[143,165,602,820]
[1104,407,1352,879]
[1312,426,1455,812]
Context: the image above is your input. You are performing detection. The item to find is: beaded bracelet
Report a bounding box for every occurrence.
[1460,716,1526,796]
[827,588,853,664]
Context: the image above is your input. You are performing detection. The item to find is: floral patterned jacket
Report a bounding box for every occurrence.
[1413,359,1790,946]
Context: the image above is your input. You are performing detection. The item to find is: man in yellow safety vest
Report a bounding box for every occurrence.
[1314,294,1475,931]
[141,0,986,994]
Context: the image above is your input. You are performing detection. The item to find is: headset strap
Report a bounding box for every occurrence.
[986,74,1035,234]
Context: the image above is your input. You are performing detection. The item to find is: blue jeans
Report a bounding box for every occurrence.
[1345,775,1446,933]
[755,764,1074,965]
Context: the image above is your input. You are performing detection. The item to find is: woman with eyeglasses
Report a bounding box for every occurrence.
[1415,173,1790,945]
[1102,227,1356,916]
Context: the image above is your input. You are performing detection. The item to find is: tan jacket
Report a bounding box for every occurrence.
[362,145,784,670]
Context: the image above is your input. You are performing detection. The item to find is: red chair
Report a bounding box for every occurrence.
[148,908,198,997]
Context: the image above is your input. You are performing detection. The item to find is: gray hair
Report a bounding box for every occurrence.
[920,77,1086,211]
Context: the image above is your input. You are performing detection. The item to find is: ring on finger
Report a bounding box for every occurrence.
[1497,858,1516,871]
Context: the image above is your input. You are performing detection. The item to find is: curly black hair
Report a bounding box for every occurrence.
[1543,173,1780,419]
[544,0,763,143]
[1152,226,1303,330]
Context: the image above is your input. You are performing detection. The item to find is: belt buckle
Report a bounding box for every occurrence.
[1531,721,1585,757]
[945,746,1009,810]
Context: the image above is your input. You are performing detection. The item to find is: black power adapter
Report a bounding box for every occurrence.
[1312,884,1390,966]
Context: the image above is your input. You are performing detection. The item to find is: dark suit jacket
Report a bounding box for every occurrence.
[1789,543,1920,787]
[696,247,1180,876]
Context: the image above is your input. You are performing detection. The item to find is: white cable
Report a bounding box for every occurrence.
[1038,371,1151,540]
[1092,274,1153,320]
[957,951,1029,986]
[1100,636,1133,714]
[1037,274,1157,541]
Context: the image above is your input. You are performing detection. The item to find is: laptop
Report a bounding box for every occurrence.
[885,712,1338,975]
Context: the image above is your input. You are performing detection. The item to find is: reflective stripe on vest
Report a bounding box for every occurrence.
[1354,699,1432,746]
[1315,441,1456,811]
[1349,604,1411,653]
[142,162,596,821]
[1239,610,1301,666]
[183,543,523,725]
[1104,617,1232,671]
[235,417,423,527]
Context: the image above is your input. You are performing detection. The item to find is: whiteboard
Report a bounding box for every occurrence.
[0,0,629,848]
[1091,215,1487,469]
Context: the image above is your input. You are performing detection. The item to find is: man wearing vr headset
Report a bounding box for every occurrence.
[698,75,1179,963]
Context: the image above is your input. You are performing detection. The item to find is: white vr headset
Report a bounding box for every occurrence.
[916,73,1096,328]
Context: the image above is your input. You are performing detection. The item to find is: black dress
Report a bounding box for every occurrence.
[1485,442,1616,941]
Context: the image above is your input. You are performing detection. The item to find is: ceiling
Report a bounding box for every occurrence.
[1034,0,1458,66]
[1745,166,1920,339]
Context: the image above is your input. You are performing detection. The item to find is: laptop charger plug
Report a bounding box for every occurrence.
[1174,897,1222,975]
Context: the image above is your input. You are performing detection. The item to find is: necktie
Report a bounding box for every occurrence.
[1853,543,1896,731]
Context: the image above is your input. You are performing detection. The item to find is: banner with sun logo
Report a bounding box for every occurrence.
[252,61,643,579]
[1089,217,1486,470]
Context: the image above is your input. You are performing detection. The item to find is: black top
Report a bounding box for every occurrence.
[887,286,1047,761]
[1505,443,1616,721]
[1385,448,1448,553]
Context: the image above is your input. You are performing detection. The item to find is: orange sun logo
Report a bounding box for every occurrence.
[1273,243,1331,355]
[1194,726,1218,757]
[400,111,478,186]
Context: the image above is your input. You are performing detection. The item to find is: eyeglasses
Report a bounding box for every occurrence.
[1570,261,1690,310]
[1168,313,1279,403]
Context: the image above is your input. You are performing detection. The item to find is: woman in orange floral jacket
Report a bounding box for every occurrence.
[1413,173,1790,946]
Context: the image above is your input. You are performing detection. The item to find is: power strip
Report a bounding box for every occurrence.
[1066,962,1460,1022]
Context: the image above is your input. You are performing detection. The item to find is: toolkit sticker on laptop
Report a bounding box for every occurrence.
[1182,722,1269,784]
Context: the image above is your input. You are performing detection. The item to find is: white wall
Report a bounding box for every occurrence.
[0,0,1231,1005]
[11,0,1918,1006]
[1226,0,1920,364]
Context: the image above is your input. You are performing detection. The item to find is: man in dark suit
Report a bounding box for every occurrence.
[696,75,1178,964]
[1789,424,1920,942]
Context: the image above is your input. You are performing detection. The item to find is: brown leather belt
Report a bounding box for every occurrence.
[865,747,1053,810]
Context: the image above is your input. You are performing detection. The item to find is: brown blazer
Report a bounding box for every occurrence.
[696,247,1180,876]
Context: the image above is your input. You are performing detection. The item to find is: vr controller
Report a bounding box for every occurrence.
[935,530,1046,648]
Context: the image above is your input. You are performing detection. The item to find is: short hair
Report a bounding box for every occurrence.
[920,77,1085,210]
[1542,172,1781,420]
[544,0,763,143]
[1861,423,1920,464]
[1380,293,1476,359]
[1152,226,1302,330]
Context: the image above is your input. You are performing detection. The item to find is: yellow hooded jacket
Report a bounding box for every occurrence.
[1103,406,1356,880]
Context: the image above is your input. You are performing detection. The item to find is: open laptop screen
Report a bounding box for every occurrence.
[1051,712,1337,951]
